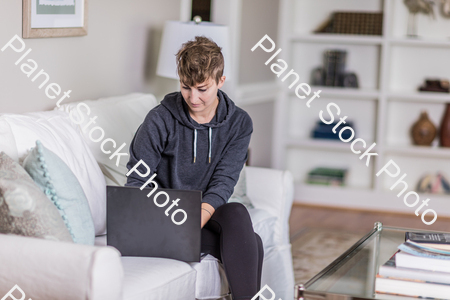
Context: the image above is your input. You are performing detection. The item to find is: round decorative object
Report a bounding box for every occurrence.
[193,15,202,24]
[417,172,450,194]
[411,111,437,146]
[440,103,450,147]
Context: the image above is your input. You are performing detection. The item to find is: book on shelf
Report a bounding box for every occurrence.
[306,167,348,186]
[311,120,355,140]
[323,50,346,87]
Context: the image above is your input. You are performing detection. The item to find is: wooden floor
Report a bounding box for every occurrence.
[289,203,450,240]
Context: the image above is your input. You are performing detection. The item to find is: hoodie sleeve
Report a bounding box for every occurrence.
[202,112,253,210]
[125,108,167,187]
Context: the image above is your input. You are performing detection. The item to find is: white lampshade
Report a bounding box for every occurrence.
[156,20,231,80]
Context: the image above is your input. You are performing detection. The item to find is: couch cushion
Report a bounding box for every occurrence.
[56,93,158,187]
[0,118,18,161]
[228,165,253,209]
[23,140,95,245]
[189,254,230,300]
[0,152,73,242]
[95,235,228,300]
[248,208,278,249]
[121,257,196,300]
[0,111,107,235]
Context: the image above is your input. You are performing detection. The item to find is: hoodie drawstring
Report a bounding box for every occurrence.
[193,128,212,164]
[208,127,212,164]
[193,129,197,163]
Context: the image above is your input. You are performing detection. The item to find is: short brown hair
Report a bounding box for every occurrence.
[175,36,224,86]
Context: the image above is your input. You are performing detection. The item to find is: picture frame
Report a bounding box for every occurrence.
[22,0,88,38]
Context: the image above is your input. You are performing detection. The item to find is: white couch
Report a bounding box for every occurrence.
[0,93,294,300]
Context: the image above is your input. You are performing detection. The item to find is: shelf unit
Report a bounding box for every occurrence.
[273,0,450,218]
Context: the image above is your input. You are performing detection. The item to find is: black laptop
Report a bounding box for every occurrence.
[106,186,202,262]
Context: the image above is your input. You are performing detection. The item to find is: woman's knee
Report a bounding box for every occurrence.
[215,202,250,220]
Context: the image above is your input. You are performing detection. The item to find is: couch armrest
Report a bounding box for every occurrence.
[0,234,123,300]
[245,166,294,245]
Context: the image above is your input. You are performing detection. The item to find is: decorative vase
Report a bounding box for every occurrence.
[411,111,436,146]
[407,12,418,37]
[440,103,450,147]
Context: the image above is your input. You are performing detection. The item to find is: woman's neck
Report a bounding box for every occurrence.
[190,97,219,124]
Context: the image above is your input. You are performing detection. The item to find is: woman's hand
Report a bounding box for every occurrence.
[201,203,215,228]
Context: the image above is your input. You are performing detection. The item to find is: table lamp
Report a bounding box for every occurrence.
[156,16,231,81]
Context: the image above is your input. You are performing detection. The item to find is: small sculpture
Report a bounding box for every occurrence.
[411,111,437,146]
[403,0,436,37]
[440,0,450,18]
[417,172,450,194]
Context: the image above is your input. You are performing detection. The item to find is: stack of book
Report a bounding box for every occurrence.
[375,232,450,299]
[306,167,347,186]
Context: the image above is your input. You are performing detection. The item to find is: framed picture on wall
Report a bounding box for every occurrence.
[22,0,88,38]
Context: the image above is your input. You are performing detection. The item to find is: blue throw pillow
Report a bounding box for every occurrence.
[22,140,95,245]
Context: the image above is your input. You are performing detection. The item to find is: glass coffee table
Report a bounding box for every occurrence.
[294,222,448,300]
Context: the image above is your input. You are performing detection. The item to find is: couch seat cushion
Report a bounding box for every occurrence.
[121,257,196,300]
[189,254,230,300]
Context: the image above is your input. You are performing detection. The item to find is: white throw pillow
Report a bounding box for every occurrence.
[228,165,254,208]
[0,110,107,236]
[55,93,158,187]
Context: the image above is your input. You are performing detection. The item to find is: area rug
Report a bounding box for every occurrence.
[291,228,362,285]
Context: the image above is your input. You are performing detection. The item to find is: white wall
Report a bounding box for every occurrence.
[239,0,279,85]
[0,0,279,170]
[0,0,180,113]
[238,0,279,168]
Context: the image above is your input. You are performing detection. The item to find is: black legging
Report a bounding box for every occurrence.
[201,202,264,300]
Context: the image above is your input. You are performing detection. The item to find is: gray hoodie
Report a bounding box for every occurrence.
[125,89,253,210]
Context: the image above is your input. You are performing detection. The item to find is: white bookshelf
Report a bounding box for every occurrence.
[273,0,450,218]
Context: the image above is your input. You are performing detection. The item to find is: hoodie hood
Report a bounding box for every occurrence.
[160,89,236,163]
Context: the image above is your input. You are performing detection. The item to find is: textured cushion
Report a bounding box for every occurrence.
[0,111,107,236]
[228,165,253,208]
[121,257,196,300]
[56,93,158,186]
[23,140,95,245]
[0,152,73,242]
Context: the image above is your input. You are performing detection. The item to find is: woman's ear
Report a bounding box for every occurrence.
[218,76,226,88]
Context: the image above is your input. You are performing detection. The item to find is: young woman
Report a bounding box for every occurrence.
[125,36,263,300]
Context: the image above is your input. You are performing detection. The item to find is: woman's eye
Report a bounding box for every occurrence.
[199,89,206,92]
[183,86,190,90]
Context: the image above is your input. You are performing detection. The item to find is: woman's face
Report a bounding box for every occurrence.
[180,76,225,115]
